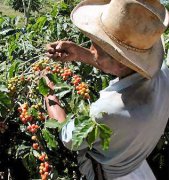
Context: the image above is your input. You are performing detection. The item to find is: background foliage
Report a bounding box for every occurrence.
[0,0,169,180]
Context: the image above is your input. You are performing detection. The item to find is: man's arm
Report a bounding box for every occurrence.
[45,41,99,149]
[45,94,66,123]
[46,41,100,69]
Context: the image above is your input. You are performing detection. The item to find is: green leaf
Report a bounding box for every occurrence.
[101,76,109,89]
[54,82,70,91]
[70,90,83,113]
[0,92,11,108]
[0,84,8,92]
[45,114,73,130]
[99,124,112,150]
[46,73,59,84]
[22,153,37,175]
[45,119,59,128]
[28,107,38,117]
[78,100,90,115]
[0,28,15,36]
[42,129,58,150]
[72,117,95,149]
[55,89,71,99]
[54,84,72,99]
[16,145,30,158]
[38,78,50,96]
[87,125,99,149]
[0,61,7,72]
[33,16,47,31]
[60,1,68,10]
[51,4,58,17]
[50,170,59,179]
[45,118,65,131]
[32,150,41,158]
[9,61,20,78]
[99,124,112,134]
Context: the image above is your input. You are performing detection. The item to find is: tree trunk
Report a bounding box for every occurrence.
[22,0,32,26]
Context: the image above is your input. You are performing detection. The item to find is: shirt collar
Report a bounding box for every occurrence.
[102,73,145,92]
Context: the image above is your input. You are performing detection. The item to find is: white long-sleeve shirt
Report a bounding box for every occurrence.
[60,63,169,180]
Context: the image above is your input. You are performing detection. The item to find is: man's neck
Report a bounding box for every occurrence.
[118,69,135,79]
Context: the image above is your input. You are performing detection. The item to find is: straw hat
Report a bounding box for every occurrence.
[71,0,169,79]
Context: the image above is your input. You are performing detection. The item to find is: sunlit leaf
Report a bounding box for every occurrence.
[0,84,8,92]
[99,124,112,150]
[87,125,99,149]
[9,61,20,78]
[38,77,50,96]
[16,145,30,158]
[42,129,58,150]
[45,118,65,131]
[72,117,95,149]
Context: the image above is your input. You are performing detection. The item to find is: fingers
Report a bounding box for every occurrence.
[55,41,70,50]
[46,43,55,54]
[46,41,61,55]
[46,41,73,61]
[46,41,70,52]
[45,51,69,62]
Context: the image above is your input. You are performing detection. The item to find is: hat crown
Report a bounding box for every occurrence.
[101,0,167,50]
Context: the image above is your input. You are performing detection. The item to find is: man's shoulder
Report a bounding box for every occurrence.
[159,63,169,79]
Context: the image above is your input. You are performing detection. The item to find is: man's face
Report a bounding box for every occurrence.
[90,42,124,76]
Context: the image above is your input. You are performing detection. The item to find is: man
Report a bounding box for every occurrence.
[45,0,169,179]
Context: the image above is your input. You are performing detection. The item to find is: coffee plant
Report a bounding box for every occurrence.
[0,1,113,179]
[0,1,168,179]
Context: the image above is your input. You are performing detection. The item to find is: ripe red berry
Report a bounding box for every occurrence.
[33,143,39,150]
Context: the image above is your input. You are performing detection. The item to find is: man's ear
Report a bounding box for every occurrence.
[89,43,95,52]
[89,43,98,58]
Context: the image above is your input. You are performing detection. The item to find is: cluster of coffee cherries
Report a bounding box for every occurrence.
[33,59,91,99]
[76,82,90,99]
[39,162,50,180]
[18,103,33,124]
[72,75,81,86]
[60,67,73,81]
[31,104,45,121]
[32,134,50,180]
[49,64,90,99]
[7,76,26,93]
[27,124,39,133]
[71,75,90,99]
[18,103,41,156]
[0,122,8,134]
[32,59,49,72]
[31,136,40,152]
[46,63,91,99]
[37,112,45,121]
[31,136,51,180]
[39,153,48,161]
[51,64,73,81]
[28,88,38,99]
[31,103,42,109]
[52,64,62,74]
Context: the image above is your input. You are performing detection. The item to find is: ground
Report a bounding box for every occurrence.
[0,0,23,17]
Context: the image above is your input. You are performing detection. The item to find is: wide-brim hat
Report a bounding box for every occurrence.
[71,0,169,79]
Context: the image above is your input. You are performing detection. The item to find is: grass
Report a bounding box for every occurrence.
[0,1,23,17]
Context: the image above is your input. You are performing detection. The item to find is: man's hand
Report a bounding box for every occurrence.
[46,40,101,69]
[46,41,81,62]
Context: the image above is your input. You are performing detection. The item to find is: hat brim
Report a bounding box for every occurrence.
[71,0,165,79]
